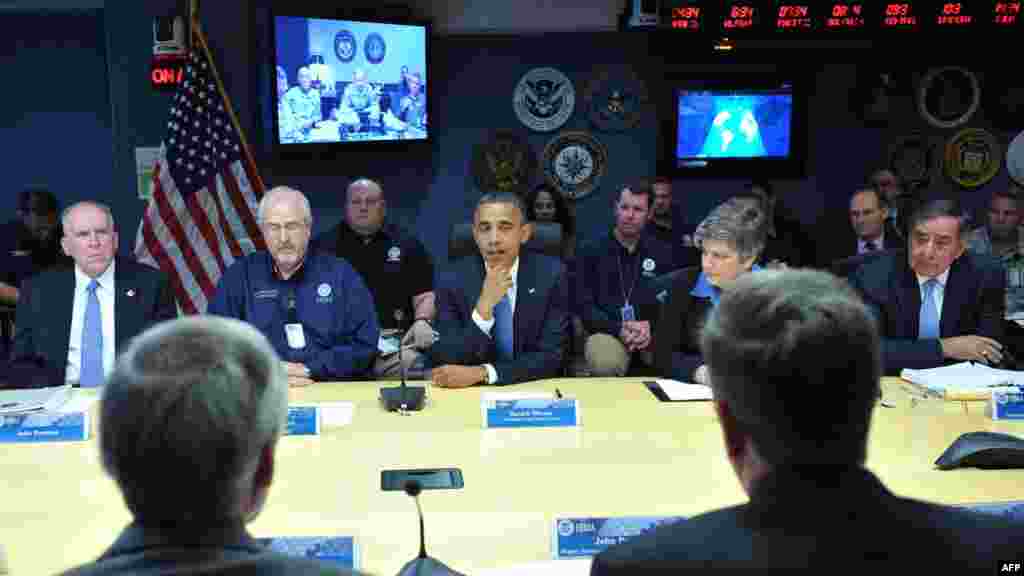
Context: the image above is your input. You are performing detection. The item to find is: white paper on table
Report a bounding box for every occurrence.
[655,379,713,401]
[476,559,592,576]
[0,385,72,414]
[901,362,1024,392]
[318,401,355,427]
[55,393,99,414]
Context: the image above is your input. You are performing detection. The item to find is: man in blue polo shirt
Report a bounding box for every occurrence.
[207,186,379,385]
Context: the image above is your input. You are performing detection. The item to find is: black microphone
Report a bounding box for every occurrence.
[396,480,465,576]
[382,309,424,412]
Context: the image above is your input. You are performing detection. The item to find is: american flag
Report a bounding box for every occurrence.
[135,23,266,314]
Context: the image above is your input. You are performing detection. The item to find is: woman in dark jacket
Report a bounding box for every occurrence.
[656,197,766,384]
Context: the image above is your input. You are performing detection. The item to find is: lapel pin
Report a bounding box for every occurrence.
[126,289,136,297]
[528,288,536,294]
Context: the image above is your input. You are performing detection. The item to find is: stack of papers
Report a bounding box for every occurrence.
[0,386,72,414]
[653,379,713,401]
[900,362,1024,399]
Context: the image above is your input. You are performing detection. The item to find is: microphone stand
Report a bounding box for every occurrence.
[396,480,465,576]
[382,309,424,412]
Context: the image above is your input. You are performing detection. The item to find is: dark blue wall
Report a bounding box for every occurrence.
[7,3,1021,265]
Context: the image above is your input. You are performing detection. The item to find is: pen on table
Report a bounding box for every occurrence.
[554,388,563,399]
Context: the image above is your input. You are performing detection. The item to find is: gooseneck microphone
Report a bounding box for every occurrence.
[396,480,464,576]
[381,309,425,412]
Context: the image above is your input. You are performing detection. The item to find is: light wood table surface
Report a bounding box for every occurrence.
[0,377,1021,575]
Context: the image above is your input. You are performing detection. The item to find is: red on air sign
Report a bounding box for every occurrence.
[150,55,186,90]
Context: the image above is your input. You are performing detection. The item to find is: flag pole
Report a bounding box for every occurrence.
[189,13,267,194]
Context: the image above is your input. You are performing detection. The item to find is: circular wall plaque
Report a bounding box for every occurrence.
[364,32,386,64]
[581,66,649,133]
[1006,130,1024,187]
[513,67,575,132]
[943,127,1001,189]
[333,30,356,63]
[471,129,536,197]
[542,131,607,201]
[918,66,981,130]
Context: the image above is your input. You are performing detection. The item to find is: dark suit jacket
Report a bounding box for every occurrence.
[816,221,903,270]
[431,252,568,385]
[60,523,356,576]
[848,250,1005,374]
[654,267,712,382]
[591,467,1024,574]
[9,259,176,386]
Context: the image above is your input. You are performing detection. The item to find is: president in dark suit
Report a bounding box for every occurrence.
[849,198,1006,374]
[9,201,176,388]
[60,316,356,576]
[592,269,1023,574]
[816,186,903,269]
[430,193,568,387]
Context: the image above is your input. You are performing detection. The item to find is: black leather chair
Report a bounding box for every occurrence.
[448,221,563,261]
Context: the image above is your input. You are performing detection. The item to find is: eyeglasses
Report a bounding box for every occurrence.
[349,198,383,208]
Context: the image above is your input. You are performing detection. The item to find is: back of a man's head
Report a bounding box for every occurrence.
[701,269,881,466]
[100,316,288,531]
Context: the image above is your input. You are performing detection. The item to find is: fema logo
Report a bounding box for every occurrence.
[642,258,656,273]
[513,67,575,132]
[557,519,575,537]
[333,30,356,63]
[387,245,401,262]
[317,283,332,298]
[364,32,386,64]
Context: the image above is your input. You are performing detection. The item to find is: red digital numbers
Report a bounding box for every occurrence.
[882,2,917,27]
[994,1,1022,25]
[670,5,701,30]
[825,3,865,28]
[723,2,756,29]
[885,3,910,16]
[776,4,812,29]
[936,2,972,25]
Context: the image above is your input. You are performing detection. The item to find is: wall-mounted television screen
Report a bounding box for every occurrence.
[271,14,429,147]
[662,76,806,178]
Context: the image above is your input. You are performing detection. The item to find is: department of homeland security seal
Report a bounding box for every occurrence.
[513,67,575,132]
[582,66,649,132]
[317,283,332,298]
[944,127,1001,189]
[471,129,537,197]
[364,32,386,64]
[542,130,607,202]
[333,30,357,63]
[917,66,980,130]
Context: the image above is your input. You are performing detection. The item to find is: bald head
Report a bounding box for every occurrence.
[258,186,312,278]
[346,178,386,237]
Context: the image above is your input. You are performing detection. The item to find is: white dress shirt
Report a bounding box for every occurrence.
[916,267,950,326]
[66,262,116,385]
[471,257,519,385]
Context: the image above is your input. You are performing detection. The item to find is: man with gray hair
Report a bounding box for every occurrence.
[208,186,379,384]
[10,201,176,388]
[593,269,1023,573]
[60,316,356,575]
[282,66,322,138]
[311,178,436,379]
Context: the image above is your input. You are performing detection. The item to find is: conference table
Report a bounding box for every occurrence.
[1,377,1022,575]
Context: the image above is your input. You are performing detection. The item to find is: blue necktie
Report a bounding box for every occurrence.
[919,278,940,340]
[493,293,514,361]
[80,279,104,387]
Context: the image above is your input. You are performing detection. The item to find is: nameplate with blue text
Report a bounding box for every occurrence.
[553,516,686,559]
[259,536,357,569]
[285,405,321,436]
[0,411,89,443]
[483,395,579,429]
[991,388,1024,420]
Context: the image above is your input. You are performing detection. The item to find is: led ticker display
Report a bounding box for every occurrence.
[993,1,1022,25]
[669,1,703,30]
[934,2,976,26]
[880,2,918,29]
[722,1,759,31]
[775,2,813,29]
[824,2,866,28]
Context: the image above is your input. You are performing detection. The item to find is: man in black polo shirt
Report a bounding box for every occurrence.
[577,181,676,376]
[0,188,66,306]
[311,178,435,378]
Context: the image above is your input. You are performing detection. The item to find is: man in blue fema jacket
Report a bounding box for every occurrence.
[208,186,379,385]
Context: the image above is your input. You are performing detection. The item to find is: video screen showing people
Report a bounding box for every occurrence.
[274,17,428,144]
[675,88,793,161]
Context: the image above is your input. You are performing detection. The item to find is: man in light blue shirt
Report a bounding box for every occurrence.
[275,66,302,143]
[282,66,321,137]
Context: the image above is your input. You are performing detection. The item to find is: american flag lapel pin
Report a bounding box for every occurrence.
[126,289,136,297]
[528,287,536,294]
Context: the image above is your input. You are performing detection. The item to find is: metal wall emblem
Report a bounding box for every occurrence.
[513,67,575,132]
[542,131,607,201]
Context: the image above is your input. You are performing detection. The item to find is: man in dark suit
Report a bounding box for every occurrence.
[849,198,1006,374]
[60,316,355,576]
[592,269,1023,574]
[9,201,175,388]
[430,192,568,387]
[817,186,903,269]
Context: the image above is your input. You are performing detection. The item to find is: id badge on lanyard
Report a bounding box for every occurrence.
[620,303,636,322]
